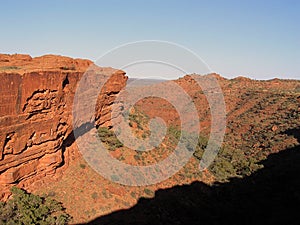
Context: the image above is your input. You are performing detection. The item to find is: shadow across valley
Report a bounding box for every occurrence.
[80,133,300,225]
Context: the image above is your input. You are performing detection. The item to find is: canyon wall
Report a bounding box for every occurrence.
[0,54,127,197]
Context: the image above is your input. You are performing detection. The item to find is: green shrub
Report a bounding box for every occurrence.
[79,163,86,169]
[167,126,181,143]
[91,192,98,200]
[59,65,76,71]
[209,157,236,181]
[98,127,123,151]
[0,66,20,70]
[0,187,71,225]
[127,107,150,131]
[130,192,136,198]
[144,188,153,196]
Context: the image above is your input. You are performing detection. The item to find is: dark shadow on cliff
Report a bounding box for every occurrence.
[61,122,94,165]
[79,127,300,225]
[64,122,94,148]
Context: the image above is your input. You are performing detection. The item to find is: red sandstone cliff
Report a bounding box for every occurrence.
[0,54,127,198]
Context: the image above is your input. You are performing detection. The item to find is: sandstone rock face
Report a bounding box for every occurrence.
[0,54,127,196]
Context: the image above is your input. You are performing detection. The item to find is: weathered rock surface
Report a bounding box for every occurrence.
[0,54,127,197]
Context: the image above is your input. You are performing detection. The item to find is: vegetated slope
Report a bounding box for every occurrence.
[83,143,300,225]
[133,75,300,181]
[82,75,300,225]
[35,74,299,224]
[0,187,71,225]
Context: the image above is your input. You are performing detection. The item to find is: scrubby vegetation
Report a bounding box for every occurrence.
[99,91,299,182]
[0,66,21,70]
[0,187,70,225]
[167,125,262,182]
[127,107,150,137]
[59,65,76,71]
[98,127,123,151]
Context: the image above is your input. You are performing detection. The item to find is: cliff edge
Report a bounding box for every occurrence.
[0,54,127,198]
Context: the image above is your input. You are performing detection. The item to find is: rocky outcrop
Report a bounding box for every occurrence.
[0,54,127,197]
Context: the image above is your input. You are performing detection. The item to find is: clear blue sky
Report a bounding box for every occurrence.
[0,0,299,79]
